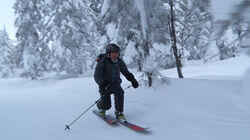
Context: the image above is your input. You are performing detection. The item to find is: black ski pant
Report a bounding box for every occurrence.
[97,83,124,112]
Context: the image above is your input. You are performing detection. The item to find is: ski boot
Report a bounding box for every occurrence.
[115,111,126,122]
[99,109,106,118]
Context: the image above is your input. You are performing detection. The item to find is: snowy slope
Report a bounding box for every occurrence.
[0,55,250,140]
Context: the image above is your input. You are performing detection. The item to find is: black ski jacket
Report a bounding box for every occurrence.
[94,56,131,86]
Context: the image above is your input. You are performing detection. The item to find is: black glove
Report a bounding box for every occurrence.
[131,79,139,88]
[126,73,139,88]
[126,73,135,81]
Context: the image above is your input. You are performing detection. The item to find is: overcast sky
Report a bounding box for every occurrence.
[0,0,244,41]
[0,0,16,40]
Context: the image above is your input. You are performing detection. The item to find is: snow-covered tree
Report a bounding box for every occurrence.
[176,0,214,60]
[223,0,250,107]
[166,0,184,78]
[92,0,157,84]
[95,0,215,86]
[127,0,173,86]
[0,28,15,77]
[216,0,250,59]
[9,0,225,83]
[14,0,45,79]
[41,0,99,75]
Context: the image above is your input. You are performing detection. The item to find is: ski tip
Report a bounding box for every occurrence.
[120,121,151,133]
[138,127,151,134]
[136,127,150,132]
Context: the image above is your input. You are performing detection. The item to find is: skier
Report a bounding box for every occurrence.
[94,43,139,121]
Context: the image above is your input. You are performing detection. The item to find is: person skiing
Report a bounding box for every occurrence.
[94,43,139,121]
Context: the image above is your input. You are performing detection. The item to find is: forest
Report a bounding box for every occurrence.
[0,0,249,86]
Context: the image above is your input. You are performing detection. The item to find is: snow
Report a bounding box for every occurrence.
[123,41,138,64]
[106,23,118,43]
[204,40,220,61]
[163,55,250,80]
[0,54,250,140]
[242,38,250,48]
[152,43,171,55]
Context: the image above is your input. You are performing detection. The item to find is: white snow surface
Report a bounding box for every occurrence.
[0,55,250,140]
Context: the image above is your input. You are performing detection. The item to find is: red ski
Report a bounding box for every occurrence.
[93,110,117,125]
[93,110,149,132]
[118,120,149,132]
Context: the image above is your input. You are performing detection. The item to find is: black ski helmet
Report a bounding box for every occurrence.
[106,43,120,55]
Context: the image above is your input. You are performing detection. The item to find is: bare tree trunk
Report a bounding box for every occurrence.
[146,72,153,87]
[135,42,143,71]
[143,41,153,87]
[169,0,184,78]
[135,41,152,86]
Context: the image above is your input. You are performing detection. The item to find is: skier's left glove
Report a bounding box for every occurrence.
[131,79,139,88]
[126,73,139,88]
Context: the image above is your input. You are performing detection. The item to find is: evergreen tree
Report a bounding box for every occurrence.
[10,0,220,83]
[103,0,172,86]
[95,0,214,86]
[41,0,99,75]
[0,28,15,77]
[14,0,44,79]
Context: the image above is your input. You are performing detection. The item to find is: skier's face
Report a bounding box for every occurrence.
[110,52,119,61]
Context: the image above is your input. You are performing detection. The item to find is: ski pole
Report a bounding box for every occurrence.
[64,85,133,131]
[123,85,132,90]
[64,98,101,131]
